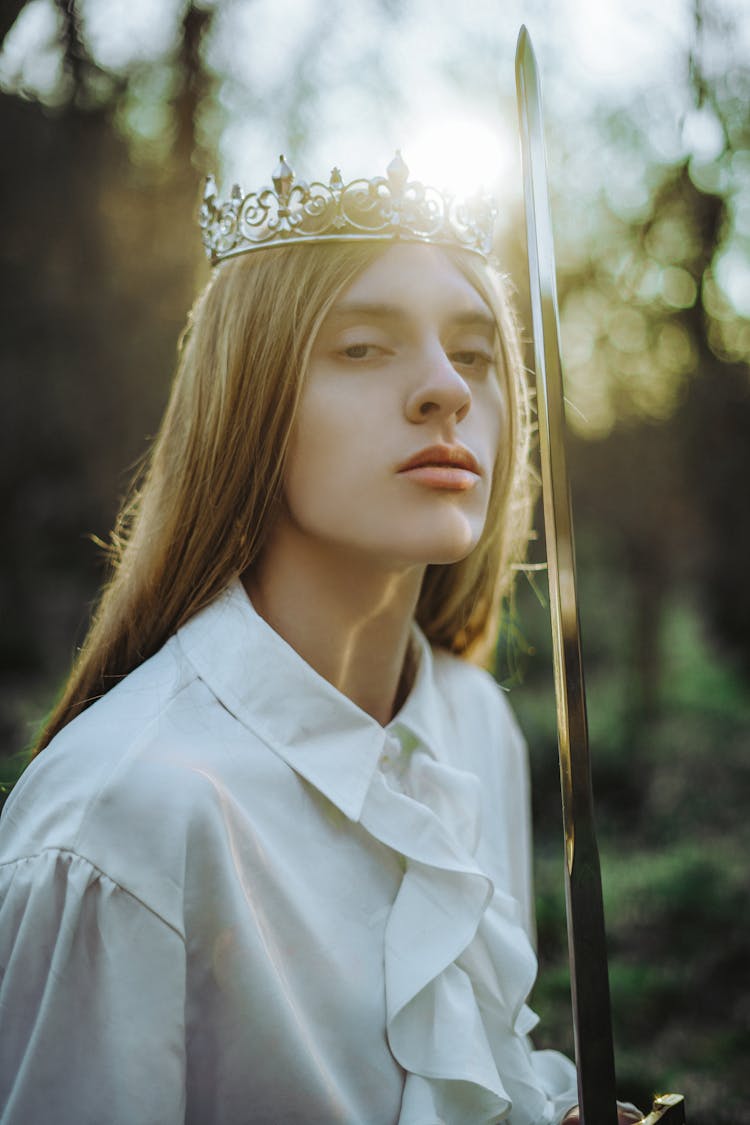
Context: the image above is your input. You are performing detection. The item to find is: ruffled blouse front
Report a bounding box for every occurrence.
[0,579,576,1124]
[360,746,549,1124]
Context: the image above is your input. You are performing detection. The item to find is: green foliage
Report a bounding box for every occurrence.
[509,552,750,1122]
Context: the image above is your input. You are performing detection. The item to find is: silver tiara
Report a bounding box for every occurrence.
[199,151,497,265]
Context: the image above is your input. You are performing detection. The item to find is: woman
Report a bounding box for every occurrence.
[0,156,639,1124]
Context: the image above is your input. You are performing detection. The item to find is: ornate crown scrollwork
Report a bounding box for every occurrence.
[199,152,496,264]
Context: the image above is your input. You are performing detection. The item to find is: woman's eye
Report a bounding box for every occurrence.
[451,350,493,371]
[341,343,379,359]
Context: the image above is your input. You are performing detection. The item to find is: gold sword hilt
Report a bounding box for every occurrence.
[640,1093,686,1124]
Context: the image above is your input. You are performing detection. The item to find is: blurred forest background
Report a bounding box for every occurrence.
[0,0,748,1121]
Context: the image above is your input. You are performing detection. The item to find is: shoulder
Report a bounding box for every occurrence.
[426,647,531,839]
[423,647,535,931]
[430,647,527,762]
[0,634,261,929]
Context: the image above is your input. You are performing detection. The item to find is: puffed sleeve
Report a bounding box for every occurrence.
[0,847,186,1125]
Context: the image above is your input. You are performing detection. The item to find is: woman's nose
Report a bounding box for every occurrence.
[404,345,471,424]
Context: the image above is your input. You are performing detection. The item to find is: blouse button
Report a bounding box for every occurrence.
[380,734,401,768]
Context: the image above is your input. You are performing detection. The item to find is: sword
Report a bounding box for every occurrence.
[514,26,685,1125]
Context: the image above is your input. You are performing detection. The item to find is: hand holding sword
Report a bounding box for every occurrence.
[561,1095,688,1124]
[514,26,686,1125]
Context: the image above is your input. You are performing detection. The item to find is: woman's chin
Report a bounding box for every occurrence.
[395,526,482,567]
[423,541,479,566]
[406,513,484,566]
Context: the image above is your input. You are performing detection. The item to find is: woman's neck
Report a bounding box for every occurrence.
[243,524,424,727]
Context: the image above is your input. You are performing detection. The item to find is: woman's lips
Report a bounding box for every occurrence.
[398,465,479,491]
[396,445,481,491]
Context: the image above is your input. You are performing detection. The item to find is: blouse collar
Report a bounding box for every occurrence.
[176,578,446,822]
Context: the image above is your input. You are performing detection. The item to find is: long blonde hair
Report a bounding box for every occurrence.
[35,240,534,755]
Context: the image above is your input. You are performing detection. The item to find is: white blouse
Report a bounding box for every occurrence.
[0,579,577,1124]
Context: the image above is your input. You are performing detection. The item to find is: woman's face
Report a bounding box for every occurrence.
[282,242,506,570]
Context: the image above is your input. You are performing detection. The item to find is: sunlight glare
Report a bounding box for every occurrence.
[402,114,516,200]
[0,0,63,102]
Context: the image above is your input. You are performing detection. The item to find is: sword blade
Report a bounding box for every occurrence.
[515,26,618,1125]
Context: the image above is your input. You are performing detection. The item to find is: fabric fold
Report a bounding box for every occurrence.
[358,746,549,1124]
[0,849,186,1125]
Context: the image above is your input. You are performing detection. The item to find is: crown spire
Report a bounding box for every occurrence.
[386,151,409,194]
[198,152,497,266]
[272,155,294,201]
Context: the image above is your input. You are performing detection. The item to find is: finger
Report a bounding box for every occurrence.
[560,1104,644,1124]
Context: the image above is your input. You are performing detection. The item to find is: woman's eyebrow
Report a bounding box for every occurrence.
[449,310,497,334]
[327,301,409,322]
[328,301,496,333]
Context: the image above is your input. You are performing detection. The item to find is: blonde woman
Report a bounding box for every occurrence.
[0,157,639,1124]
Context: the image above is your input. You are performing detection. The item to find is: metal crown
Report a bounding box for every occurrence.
[199,151,497,265]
